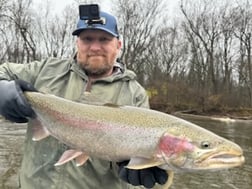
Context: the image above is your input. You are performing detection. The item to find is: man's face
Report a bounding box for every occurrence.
[76,30,122,78]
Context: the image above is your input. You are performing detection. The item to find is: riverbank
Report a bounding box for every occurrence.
[179,108,252,120]
[150,102,252,120]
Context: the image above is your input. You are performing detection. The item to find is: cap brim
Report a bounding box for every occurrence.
[72,27,118,37]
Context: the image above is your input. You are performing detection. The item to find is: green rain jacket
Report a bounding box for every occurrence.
[0,57,150,189]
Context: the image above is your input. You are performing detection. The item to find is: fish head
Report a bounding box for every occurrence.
[156,124,245,172]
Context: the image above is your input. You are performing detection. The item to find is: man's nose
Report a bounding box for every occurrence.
[89,41,102,50]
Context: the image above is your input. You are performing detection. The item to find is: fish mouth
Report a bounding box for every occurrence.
[195,151,245,169]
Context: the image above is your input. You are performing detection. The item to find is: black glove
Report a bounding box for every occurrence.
[118,161,168,188]
[0,79,37,123]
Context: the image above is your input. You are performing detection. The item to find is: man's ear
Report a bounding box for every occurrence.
[117,40,122,49]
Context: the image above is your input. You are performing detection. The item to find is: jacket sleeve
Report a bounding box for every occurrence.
[134,82,150,109]
[0,60,46,83]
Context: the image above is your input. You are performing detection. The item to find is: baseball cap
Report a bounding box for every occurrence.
[72,11,119,37]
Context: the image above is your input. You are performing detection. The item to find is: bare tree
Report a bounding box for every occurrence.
[113,0,168,83]
[180,0,223,95]
[232,1,252,106]
[150,26,192,108]
[0,0,9,62]
[35,4,77,58]
[9,0,38,62]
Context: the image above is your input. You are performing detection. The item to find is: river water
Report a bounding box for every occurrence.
[0,114,251,189]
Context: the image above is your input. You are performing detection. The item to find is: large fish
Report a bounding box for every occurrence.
[24,92,245,189]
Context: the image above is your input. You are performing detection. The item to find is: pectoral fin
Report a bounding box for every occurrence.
[54,150,88,166]
[126,158,174,189]
[126,157,163,169]
[162,170,174,189]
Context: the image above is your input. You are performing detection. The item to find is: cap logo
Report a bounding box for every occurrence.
[85,16,106,26]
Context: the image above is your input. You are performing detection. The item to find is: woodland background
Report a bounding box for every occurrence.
[1,0,252,116]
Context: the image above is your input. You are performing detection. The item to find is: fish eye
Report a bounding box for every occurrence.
[201,141,211,149]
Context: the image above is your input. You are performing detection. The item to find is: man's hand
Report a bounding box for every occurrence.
[0,79,37,123]
[118,161,168,188]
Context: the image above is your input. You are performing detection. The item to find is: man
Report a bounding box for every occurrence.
[0,6,168,189]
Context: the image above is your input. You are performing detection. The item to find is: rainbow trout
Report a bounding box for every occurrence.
[24,92,245,189]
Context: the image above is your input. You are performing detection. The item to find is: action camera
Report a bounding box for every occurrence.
[79,4,104,25]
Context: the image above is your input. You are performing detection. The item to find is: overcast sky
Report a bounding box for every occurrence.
[33,0,180,16]
[33,0,118,13]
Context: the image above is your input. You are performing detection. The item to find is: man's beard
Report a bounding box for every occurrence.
[76,53,115,78]
[80,62,113,78]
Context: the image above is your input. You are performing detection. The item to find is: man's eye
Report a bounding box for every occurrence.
[81,37,93,42]
[99,37,111,42]
[79,36,112,43]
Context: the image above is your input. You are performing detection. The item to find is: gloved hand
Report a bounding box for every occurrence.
[0,79,37,123]
[117,161,168,188]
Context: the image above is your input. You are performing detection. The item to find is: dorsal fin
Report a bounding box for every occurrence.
[104,103,120,108]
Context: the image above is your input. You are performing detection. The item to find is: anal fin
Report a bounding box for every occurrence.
[75,153,89,166]
[54,149,89,166]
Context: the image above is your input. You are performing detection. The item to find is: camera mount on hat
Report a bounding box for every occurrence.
[72,4,119,37]
[79,4,105,25]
